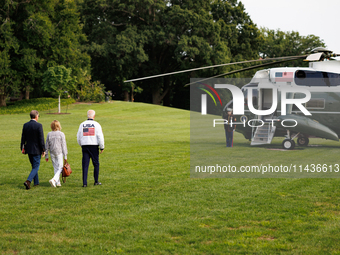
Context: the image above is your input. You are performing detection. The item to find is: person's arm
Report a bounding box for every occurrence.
[77,124,82,146]
[21,125,26,153]
[97,123,104,152]
[61,132,68,160]
[39,124,45,156]
[45,133,50,161]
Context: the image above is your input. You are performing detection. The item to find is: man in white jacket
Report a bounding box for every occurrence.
[77,110,104,187]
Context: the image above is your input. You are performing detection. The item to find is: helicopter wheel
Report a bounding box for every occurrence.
[282,139,295,150]
[297,137,309,146]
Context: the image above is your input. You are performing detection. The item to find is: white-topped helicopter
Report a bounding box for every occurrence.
[125,47,340,149]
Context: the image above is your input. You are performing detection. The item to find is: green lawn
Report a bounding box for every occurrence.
[1,101,340,254]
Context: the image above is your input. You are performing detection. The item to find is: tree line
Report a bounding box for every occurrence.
[0,0,325,108]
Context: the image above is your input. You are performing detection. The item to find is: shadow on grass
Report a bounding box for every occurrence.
[212,140,340,151]
[15,181,53,190]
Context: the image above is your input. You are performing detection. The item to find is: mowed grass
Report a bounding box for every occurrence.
[1,101,340,254]
[191,113,340,178]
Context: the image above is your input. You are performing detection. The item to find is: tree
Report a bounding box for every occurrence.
[77,71,106,102]
[42,66,75,113]
[0,10,20,106]
[0,0,91,104]
[211,0,262,61]
[259,28,326,66]
[138,1,231,105]
[80,0,263,106]
[80,0,149,102]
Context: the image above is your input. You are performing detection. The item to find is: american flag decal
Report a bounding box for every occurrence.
[83,127,95,136]
[275,72,294,82]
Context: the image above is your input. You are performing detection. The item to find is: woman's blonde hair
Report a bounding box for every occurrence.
[51,120,61,131]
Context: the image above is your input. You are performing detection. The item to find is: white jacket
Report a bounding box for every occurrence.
[77,119,104,149]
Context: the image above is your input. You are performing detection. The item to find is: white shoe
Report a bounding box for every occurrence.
[49,179,56,188]
[57,183,61,187]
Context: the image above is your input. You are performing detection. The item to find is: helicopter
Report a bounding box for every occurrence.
[125,47,340,150]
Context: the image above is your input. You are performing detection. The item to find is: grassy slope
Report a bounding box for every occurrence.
[1,101,340,254]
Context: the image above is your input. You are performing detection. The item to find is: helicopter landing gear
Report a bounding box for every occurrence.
[282,139,295,150]
[282,130,297,150]
[297,136,309,146]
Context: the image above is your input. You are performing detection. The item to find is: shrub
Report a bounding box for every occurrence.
[78,80,106,103]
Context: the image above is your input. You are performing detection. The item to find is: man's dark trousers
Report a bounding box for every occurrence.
[225,130,234,147]
[82,145,99,185]
[28,154,41,184]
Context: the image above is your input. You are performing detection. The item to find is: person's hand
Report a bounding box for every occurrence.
[45,158,49,162]
[42,152,46,157]
[22,148,25,154]
[100,149,104,154]
[64,159,67,165]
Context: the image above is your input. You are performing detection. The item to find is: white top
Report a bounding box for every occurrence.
[77,119,104,150]
[45,131,68,159]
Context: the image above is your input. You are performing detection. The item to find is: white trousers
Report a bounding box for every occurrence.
[51,153,64,185]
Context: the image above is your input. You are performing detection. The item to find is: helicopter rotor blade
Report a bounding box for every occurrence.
[304,52,323,62]
[124,55,307,83]
[184,56,306,86]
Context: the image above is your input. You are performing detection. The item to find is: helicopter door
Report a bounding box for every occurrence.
[260,89,275,120]
[250,88,276,146]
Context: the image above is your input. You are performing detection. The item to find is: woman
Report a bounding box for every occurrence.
[45,120,68,187]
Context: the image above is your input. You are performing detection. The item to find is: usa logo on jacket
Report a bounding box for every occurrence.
[83,124,95,136]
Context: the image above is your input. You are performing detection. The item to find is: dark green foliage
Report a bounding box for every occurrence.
[78,78,106,102]
[259,28,326,67]
[80,0,261,106]
[42,65,76,112]
[211,0,262,60]
[0,15,20,106]
[0,0,91,105]
[42,66,75,97]
[0,0,329,108]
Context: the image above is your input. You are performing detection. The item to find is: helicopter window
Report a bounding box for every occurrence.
[243,89,247,105]
[295,70,340,86]
[223,101,233,112]
[243,83,258,87]
[252,89,258,107]
[305,98,325,109]
[242,88,258,107]
[292,93,304,111]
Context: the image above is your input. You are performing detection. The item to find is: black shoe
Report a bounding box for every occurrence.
[24,180,31,190]
[82,184,87,187]
[94,182,102,186]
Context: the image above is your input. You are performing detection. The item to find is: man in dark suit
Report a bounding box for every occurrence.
[21,110,46,189]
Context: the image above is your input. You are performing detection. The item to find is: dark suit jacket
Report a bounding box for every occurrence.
[21,120,45,155]
[224,114,236,132]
